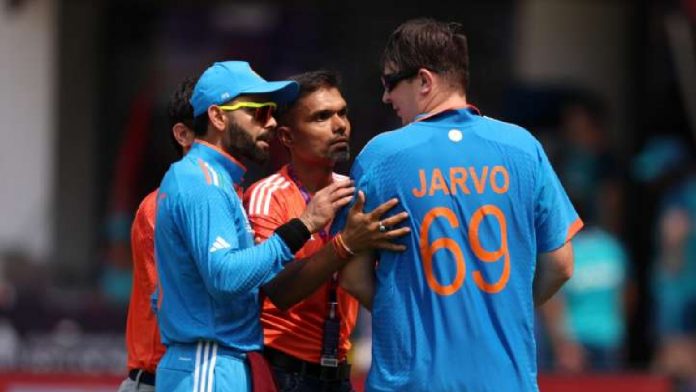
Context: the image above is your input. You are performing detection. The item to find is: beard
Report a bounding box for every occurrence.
[329,147,350,163]
[328,138,350,163]
[225,118,270,164]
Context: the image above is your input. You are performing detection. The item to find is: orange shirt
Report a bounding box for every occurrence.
[125,190,165,373]
[243,165,359,363]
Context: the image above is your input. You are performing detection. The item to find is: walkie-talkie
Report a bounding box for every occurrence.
[320,279,341,367]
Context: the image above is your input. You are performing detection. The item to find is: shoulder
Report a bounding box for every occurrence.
[244,171,293,216]
[470,115,543,157]
[353,125,418,171]
[162,156,232,201]
[136,189,159,224]
[132,190,159,237]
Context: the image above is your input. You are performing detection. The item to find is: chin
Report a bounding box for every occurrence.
[331,151,350,163]
[252,151,270,164]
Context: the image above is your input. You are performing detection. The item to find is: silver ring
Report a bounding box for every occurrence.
[378,222,387,233]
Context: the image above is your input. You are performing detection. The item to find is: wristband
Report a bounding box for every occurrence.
[275,218,311,254]
[332,232,355,260]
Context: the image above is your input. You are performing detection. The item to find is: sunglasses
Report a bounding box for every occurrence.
[380,69,420,92]
[219,101,277,124]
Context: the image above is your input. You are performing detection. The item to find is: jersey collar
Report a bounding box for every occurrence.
[191,140,247,184]
[413,104,481,123]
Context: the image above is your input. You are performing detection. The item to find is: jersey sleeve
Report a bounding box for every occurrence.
[534,143,583,252]
[174,185,295,298]
[243,183,286,243]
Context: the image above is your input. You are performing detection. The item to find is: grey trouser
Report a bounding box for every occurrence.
[117,372,155,392]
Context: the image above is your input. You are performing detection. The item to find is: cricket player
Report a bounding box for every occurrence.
[154,61,356,392]
[336,19,582,391]
[119,77,196,392]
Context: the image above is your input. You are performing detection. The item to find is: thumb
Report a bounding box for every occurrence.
[350,190,365,214]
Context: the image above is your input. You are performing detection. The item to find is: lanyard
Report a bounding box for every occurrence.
[287,164,342,364]
[287,165,331,242]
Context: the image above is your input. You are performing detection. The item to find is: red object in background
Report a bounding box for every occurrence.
[0,372,672,391]
[538,373,672,392]
[0,373,122,391]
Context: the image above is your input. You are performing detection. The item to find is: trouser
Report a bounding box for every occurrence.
[264,348,354,392]
[117,369,156,392]
[156,341,251,392]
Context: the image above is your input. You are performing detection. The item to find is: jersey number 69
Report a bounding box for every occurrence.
[419,205,510,296]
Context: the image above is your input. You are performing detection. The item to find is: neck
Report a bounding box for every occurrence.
[420,89,468,118]
[290,158,334,193]
[199,132,226,152]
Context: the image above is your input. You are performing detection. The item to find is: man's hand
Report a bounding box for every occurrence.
[299,180,354,233]
[341,191,410,253]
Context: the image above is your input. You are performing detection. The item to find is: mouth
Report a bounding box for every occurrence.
[257,139,270,149]
[330,138,349,149]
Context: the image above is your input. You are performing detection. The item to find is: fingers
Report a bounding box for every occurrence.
[328,179,354,192]
[382,226,411,239]
[368,198,399,219]
[334,194,354,209]
[373,241,408,252]
[350,191,366,214]
[380,211,409,227]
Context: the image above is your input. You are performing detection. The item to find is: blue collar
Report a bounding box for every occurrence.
[190,141,247,185]
[413,105,481,123]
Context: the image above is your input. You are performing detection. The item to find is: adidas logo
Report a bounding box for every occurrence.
[209,236,231,253]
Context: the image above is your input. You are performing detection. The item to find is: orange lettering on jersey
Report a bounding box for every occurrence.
[413,169,428,198]
[469,166,489,194]
[490,166,510,194]
[429,168,450,196]
[449,167,470,195]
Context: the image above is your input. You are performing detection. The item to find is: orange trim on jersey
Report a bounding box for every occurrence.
[565,218,584,242]
[197,158,212,185]
[194,140,247,170]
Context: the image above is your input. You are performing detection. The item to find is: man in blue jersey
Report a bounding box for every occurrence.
[336,19,582,391]
[154,61,367,392]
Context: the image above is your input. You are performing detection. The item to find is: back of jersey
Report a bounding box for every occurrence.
[346,108,579,391]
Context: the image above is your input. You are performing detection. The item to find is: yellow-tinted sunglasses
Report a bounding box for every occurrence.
[219,102,277,124]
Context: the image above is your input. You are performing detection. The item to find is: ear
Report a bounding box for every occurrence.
[277,125,293,149]
[207,106,227,133]
[172,122,194,150]
[418,68,435,96]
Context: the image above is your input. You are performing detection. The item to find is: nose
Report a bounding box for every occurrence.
[332,114,348,135]
[266,116,278,129]
[382,88,391,104]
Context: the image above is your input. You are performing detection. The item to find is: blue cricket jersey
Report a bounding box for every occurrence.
[333,108,581,391]
[154,141,295,351]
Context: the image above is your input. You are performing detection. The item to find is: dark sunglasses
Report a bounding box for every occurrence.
[380,69,420,92]
[219,101,277,124]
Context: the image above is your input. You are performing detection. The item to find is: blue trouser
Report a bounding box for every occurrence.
[156,341,251,392]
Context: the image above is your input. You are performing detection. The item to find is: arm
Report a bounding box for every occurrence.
[339,252,376,310]
[538,294,585,372]
[178,186,308,297]
[261,191,409,310]
[533,240,574,306]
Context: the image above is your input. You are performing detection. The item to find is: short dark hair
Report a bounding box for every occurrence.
[381,18,469,92]
[167,77,196,155]
[276,70,341,125]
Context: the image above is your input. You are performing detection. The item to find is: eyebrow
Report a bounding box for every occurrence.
[309,105,348,117]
